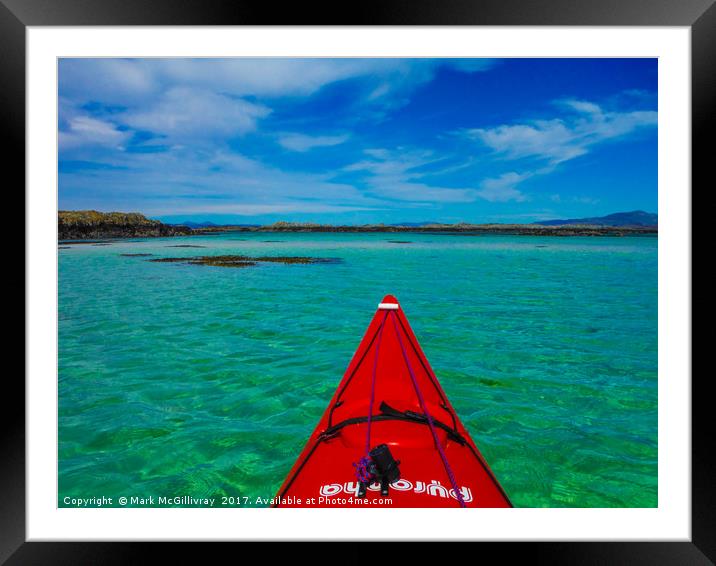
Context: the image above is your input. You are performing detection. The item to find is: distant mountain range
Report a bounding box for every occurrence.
[535,210,657,227]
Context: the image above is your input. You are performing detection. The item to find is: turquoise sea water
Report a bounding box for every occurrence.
[58,232,657,508]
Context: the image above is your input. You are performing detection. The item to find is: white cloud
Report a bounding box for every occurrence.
[277,133,349,152]
[369,181,476,203]
[154,59,404,98]
[122,87,270,139]
[464,99,657,165]
[207,151,262,172]
[346,148,436,176]
[58,57,502,159]
[59,59,157,105]
[345,148,476,203]
[140,202,380,217]
[59,58,498,107]
[475,172,529,202]
[563,99,602,114]
[160,58,494,99]
[58,116,131,150]
[59,142,388,217]
[471,121,587,164]
[58,59,402,104]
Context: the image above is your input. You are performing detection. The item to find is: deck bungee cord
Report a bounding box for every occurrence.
[353,309,402,498]
[353,309,389,493]
[389,309,466,507]
[274,295,512,508]
[366,310,388,456]
[352,308,466,507]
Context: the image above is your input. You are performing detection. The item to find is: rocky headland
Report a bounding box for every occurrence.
[59,210,192,240]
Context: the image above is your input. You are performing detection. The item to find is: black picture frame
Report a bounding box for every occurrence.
[6,0,707,562]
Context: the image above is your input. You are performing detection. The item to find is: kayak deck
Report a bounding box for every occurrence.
[274,295,511,508]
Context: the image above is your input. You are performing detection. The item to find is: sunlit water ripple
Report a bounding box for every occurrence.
[58,232,657,507]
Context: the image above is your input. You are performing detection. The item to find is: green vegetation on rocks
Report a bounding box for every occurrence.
[58,210,192,240]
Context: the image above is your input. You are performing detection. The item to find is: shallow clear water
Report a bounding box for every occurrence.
[58,232,657,507]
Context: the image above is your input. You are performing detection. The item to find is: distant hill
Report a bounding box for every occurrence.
[536,210,657,227]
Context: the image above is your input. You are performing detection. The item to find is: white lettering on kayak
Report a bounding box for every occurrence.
[319,480,473,503]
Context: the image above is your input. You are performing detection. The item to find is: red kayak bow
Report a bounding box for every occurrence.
[274,295,511,508]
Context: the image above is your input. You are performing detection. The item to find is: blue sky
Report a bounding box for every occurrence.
[58,58,657,224]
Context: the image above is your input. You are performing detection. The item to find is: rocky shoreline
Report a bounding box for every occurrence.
[193,221,657,237]
[58,210,191,240]
[58,212,657,240]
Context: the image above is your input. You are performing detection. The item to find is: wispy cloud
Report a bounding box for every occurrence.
[59,58,498,106]
[463,98,657,165]
[142,202,379,217]
[123,87,270,141]
[345,148,477,203]
[345,147,437,176]
[277,133,349,152]
[476,172,529,202]
[58,116,131,150]
[58,58,497,152]
[59,143,386,217]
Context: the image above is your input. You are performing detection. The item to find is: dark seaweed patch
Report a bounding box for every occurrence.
[59,240,112,245]
[148,255,341,268]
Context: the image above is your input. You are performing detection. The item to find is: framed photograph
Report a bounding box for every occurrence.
[9,0,707,561]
